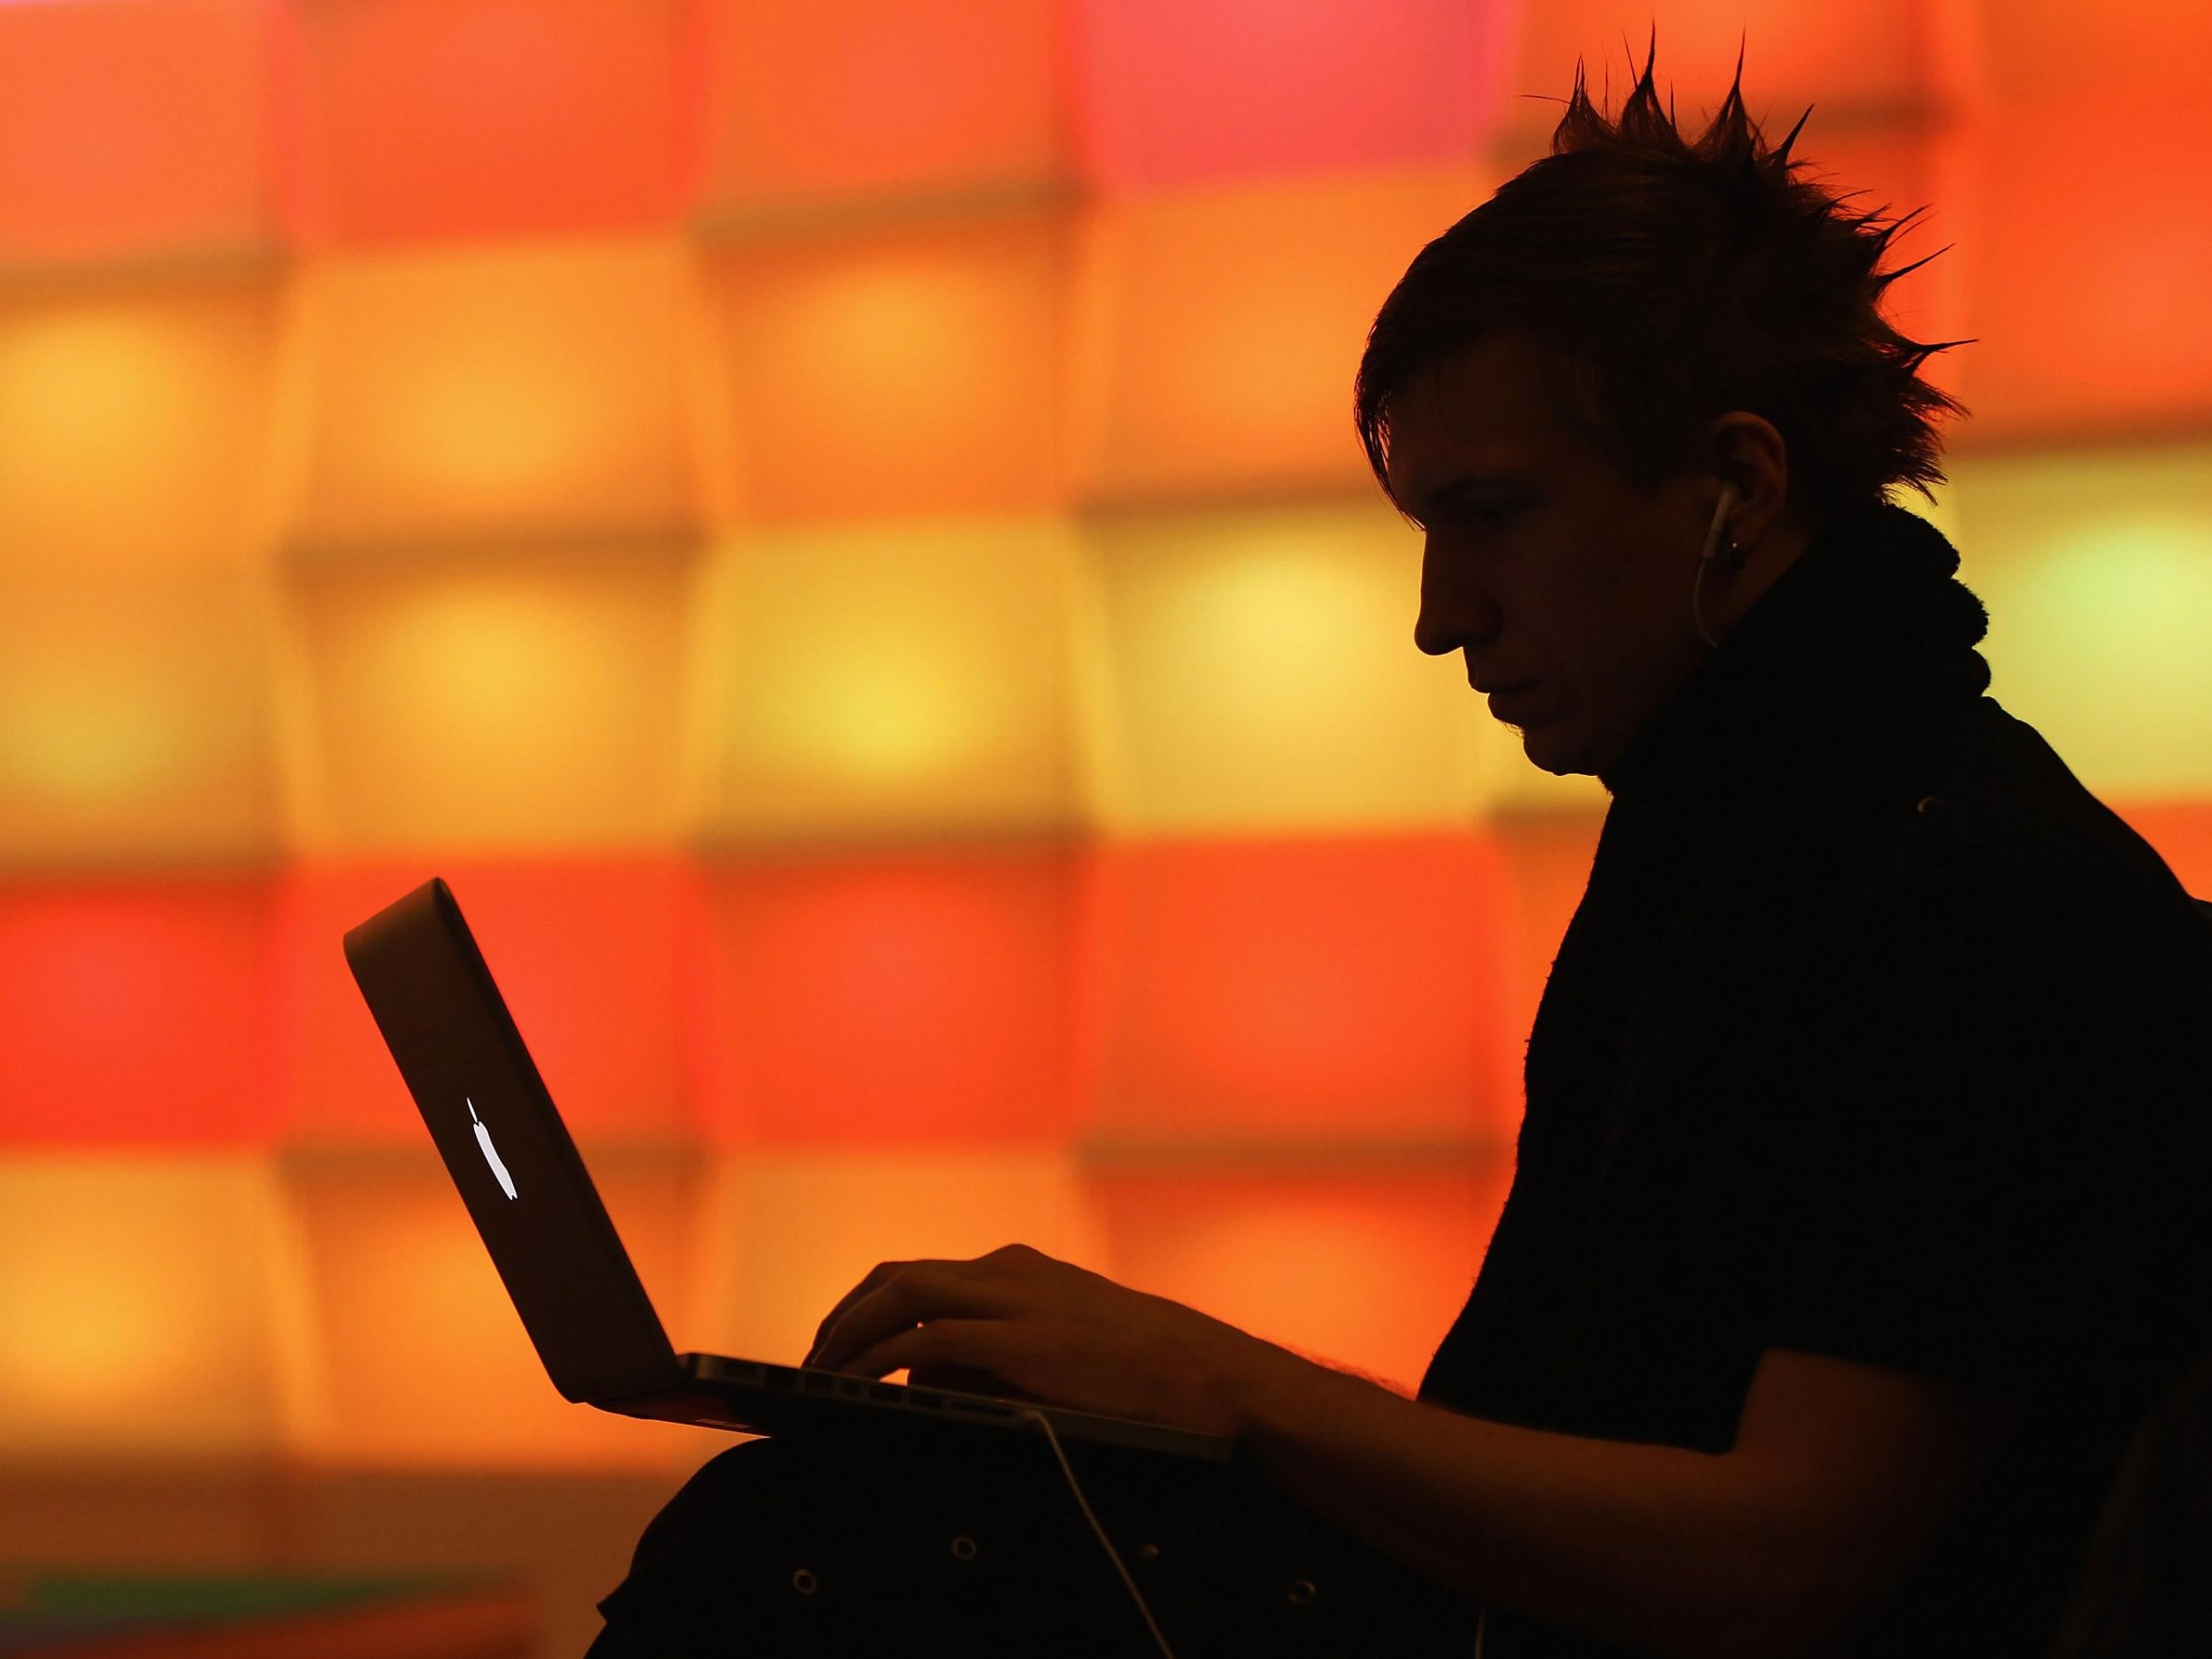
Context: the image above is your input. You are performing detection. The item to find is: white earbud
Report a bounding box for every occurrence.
[1693,486,1741,647]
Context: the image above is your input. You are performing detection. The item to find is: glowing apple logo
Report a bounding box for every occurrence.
[468,1097,518,1201]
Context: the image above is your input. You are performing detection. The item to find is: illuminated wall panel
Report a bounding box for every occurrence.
[1491,814,1603,1064]
[0,0,270,267]
[1499,4,1924,153]
[294,239,695,546]
[0,879,275,1148]
[293,0,683,246]
[1961,92,2212,440]
[0,1159,292,1459]
[275,860,699,1146]
[1071,165,1481,502]
[695,520,1078,841]
[282,1150,707,1470]
[693,848,1072,1146]
[1078,837,1519,1149]
[1087,1161,1514,1395]
[280,544,693,853]
[687,1150,1107,1371]
[1071,0,1491,190]
[1954,442,2212,800]
[716,210,1065,522]
[696,0,1062,217]
[1981,0,2212,99]
[0,576,276,868]
[1078,503,1486,833]
[2116,803,2212,901]
[0,277,273,576]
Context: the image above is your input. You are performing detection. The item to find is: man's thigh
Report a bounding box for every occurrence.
[591,1425,1480,1657]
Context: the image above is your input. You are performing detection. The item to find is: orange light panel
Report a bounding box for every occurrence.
[1071,0,1488,189]
[0,0,270,266]
[716,210,1065,521]
[280,545,692,853]
[0,879,276,1147]
[0,1159,289,1458]
[1079,837,1519,1148]
[695,0,1062,215]
[293,0,683,245]
[1071,166,1482,502]
[296,239,694,545]
[0,576,276,868]
[694,848,1074,1146]
[1088,1161,1515,1396]
[276,860,700,1146]
[695,520,1079,841]
[2116,803,2212,900]
[1504,5,1924,157]
[282,1151,708,1470]
[1963,91,2212,439]
[0,278,273,576]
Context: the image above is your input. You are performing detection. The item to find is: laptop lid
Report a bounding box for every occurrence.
[343,876,686,1405]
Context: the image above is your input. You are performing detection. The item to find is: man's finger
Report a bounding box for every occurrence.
[810,1269,1008,1371]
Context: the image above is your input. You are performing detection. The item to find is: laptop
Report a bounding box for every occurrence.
[343,876,1234,1464]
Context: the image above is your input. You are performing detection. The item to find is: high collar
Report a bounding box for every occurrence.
[1598,499,1993,817]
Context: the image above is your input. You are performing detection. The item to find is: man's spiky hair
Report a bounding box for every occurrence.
[1354,28,1975,531]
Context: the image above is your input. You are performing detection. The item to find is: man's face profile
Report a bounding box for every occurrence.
[1386,332,1718,780]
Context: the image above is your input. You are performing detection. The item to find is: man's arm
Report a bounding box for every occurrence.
[1222,1343,2024,1659]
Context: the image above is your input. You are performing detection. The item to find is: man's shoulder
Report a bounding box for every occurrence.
[1798,695,2212,998]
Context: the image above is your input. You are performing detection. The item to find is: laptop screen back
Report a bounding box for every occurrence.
[343,877,683,1404]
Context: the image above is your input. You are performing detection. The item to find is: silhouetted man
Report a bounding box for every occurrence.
[590,42,2212,1659]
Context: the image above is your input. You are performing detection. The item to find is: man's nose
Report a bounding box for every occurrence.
[1414,548,1502,657]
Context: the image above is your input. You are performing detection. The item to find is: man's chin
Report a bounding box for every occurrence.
[1514,718,1600,779]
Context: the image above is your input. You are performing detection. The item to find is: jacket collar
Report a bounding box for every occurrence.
[1597,500,1993,819]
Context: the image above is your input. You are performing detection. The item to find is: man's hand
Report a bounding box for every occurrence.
[802,1241,1279,1438]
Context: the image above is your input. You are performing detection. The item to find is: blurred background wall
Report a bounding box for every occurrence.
[2,0,2208,1652]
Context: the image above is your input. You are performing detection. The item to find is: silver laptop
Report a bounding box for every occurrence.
[343,876,1233,1464]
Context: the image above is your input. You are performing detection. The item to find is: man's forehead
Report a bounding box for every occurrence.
[1382,346,1555,506]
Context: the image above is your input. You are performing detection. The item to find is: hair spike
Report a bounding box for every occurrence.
[1354,33,1975,528]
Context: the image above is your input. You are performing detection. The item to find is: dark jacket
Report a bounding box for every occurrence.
[1418,498,2212,1655]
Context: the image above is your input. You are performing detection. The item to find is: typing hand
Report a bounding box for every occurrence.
[802,1242,1273,1438]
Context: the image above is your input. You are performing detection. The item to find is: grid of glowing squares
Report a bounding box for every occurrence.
[0,833,1563,1155]
[0,1148,1510,1470]
[689,834,1536,1150]
[691,506,1596,854]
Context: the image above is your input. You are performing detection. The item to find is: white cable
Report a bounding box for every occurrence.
[1020,1408,1179,1658]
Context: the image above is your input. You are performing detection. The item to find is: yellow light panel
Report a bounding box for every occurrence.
[281,1150,709,1471]
[686,1150,1107,1372]
[0,1158,293,1460]
[280,544,694,853]
[0,574,276,868]
[1955,442,2212,799]
[294,238,696,546]
[714,210,1065,522]
[0,277,272,576]
[1068,165,1482,503]
[694,519,1079,841]
[1079,501,1563,833]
